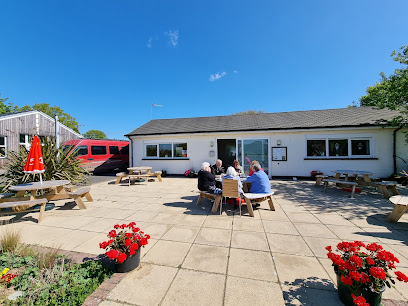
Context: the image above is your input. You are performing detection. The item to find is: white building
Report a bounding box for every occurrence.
[125,107,408,178]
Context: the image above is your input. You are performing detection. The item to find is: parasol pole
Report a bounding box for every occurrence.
[40,173,43,184]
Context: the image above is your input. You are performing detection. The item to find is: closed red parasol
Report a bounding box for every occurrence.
[23,135,45,183]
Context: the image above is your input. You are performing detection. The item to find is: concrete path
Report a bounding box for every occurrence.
[1,178,408,305]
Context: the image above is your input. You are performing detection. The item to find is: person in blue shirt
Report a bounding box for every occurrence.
[246,163,271,194]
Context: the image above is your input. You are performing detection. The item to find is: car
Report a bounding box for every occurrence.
[62,139,129,172]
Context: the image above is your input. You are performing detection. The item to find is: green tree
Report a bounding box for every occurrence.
[360,44,408,131]
[83,129,107,139]
[0,96,19,114]
[232,109,265,115]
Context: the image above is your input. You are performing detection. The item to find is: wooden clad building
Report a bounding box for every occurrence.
[0,110,82,167]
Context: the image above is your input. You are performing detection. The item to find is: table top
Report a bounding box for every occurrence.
[216,176,247,182]
[333,170,374,175]
[128,167,152,171]
[9,180,71,191]
[389,195,408,205]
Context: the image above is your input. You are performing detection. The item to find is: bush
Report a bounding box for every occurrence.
[0,137,90,192]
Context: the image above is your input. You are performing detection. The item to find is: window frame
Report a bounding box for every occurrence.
[19,134,31,150]
[305,136,373,159]
[90,145,107,156]
[0,136,6,158]
[144,141,188,159]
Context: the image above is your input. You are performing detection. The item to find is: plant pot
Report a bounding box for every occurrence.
[115,248,141,273]
[335,270,385,306]
[188,173,196,178]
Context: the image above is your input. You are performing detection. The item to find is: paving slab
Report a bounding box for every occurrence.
[182,244,229,274]
[231,231,269,251]
[142,240,191,267]
[161,269,225,306]
[267,233,314,256]
[195,227,232,247]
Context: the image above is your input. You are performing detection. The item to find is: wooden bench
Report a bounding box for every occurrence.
[148,171,163,182]
[63,184,75,192]
[67,187,93,209]
[0,198,48,223]
[128,175,150,186]
[0,193,14,203]
[197,191,222,213]
[387,195,408,223]
[323,179,358,198]
[242,192,275,217]
[315,175,328,187]
[375,181,399,199]
[115,172,129,185]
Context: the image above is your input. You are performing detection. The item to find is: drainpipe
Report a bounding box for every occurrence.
[54,114,60,149]
[393,127,402,174]
[128,137,133,167]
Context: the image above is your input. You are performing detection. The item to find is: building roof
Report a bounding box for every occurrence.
[0,110,82,138]
[125,107,399,137]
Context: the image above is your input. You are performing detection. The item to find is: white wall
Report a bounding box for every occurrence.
[130,127,395,178]
[396,128,408,173]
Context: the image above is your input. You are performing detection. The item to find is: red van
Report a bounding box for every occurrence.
[62,139,129,172]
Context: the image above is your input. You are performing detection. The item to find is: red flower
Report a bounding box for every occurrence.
[325,245,332,252]
[360,272,371,283]
[130,243,139,251]
[369,267,386,280]
[130,249,135,256]
[146,234,151,239]
[108,230,117,238]
[366,243,383,252]
[349,271,361,281]
[99,241,109,249]
[341,275,353,286]
[105,249,119,260]
[117,252,127,264]
[349,255,363,268]
[114,224,120,229]
[125,239,132,247]
[352,294,369,306]
[366,257,375,265]
[120,223,127,229]
[140,237,148,246]
[395,271,408,282]
[125,233,132,238]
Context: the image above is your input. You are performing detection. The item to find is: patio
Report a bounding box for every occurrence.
[1,177,408,305]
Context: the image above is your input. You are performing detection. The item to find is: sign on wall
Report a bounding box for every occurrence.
[272,147,287,161]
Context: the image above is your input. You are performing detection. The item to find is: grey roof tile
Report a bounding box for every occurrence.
[125,107,398,136]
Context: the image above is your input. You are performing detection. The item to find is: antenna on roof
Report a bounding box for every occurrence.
[151,103,163,120]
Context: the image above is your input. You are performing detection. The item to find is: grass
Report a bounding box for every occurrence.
[0,227,21,253]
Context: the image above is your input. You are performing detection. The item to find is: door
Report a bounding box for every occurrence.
[217,139,237,168]
[236,139,269,175]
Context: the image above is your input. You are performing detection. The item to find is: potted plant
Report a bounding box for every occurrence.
[161,170,167,177]
[184,169,196,178]
[100,222,150,273]
[326,241,408,306]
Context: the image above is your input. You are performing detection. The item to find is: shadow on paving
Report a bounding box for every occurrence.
[283,277,342,306]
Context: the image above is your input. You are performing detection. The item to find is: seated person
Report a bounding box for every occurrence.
[197,162,221,194]
[246,163,271,194]
[223,166,243,194]
[248,160,264,176]
[233,160,244,175]
[211,159,225,176]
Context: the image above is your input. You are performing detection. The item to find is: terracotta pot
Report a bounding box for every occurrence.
[335,269,385,306]
[115,248,141,273]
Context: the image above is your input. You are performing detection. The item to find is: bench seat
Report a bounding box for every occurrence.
[315,175,328,187]
[387,195,408,223]
[128,175,150,186]
[0,198,48,223]
[67,187,93,209]
[323,179,358,198]
[197,191,222,213]
[375,181,399,199]
[115,172,129,185]
[242,192,275,217]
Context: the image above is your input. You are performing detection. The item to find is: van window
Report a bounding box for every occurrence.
[121,145,129,155]
[91,146,107,155]
[75,145,89,157]
[109,146,119,155]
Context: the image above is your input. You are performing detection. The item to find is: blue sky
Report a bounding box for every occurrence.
[1,0,407,139]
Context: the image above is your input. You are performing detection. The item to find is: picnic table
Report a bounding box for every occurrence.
[127,167,152,175]
[332,170,375,186]
[387,195,408,223]
[9,180,71,201]
[127,167,162,182]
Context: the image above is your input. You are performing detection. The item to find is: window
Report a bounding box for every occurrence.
[75,145,88,156]
[146,145,157,157]
[306,137,373,158]
[144,142,188,159]
[173,143,187,157]
[159,144,172,158]
[121,145,129,155]
[307,140,326,157]
[351,140,370,155]
[329,139,348,157]
[91,145,107,155]
[19,134,31,150]
[109,146,119,155]
[0,136,6,158]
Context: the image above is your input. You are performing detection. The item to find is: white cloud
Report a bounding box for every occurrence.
[233,69,238,74]
[209,71,227,81]
[147,37,153,48]
[165,30,179,47]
